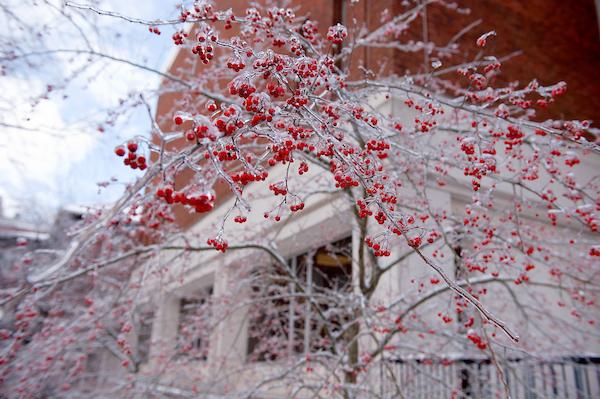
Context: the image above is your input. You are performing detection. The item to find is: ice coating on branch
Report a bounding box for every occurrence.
[476,30,496,47]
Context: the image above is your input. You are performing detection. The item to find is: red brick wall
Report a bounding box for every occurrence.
[423,0,600,122]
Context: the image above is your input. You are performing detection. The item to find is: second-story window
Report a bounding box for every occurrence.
[247,237,352,361]
[176,286,213,361]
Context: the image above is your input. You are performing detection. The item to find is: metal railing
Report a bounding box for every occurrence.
[375,356,600,398]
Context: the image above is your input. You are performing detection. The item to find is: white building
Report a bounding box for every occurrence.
[85,94,600,398]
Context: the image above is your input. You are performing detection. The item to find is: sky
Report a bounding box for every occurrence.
[0,0,179,221]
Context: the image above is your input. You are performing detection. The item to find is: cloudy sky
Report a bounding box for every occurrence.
[0,0,179,220]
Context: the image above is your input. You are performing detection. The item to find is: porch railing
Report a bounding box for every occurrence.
[375,355,600,398]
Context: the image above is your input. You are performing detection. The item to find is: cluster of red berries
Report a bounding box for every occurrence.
[252,53,287,80]
[264,7,296,24]
[269,140,296,164]
[366,139,389,153]
[365,237,391,257]
[189,20,218,58]
[250,112,274,127]
[207,146,238,162]
[215,118,242,135]
[380,192,398,204]
[510,97,533,110]
[366,139,390,159]
[293,132,315,147]
[231,171,268,186]
[148,26,161,35]
[504,125,524,149]
[483,60,501,74]
[229,82,256,98]
[115,142,147,170]
[414,117,436,133]
[327,23,348,45]
[574,206,597,232]
[513,273,530,285]
[426,231,440,244]
[172,30,187,45]
[245,7,262,23]
[269,183,287,196]
[243,94,275,126]
[223,13,235,30]
[178,2,213,22]
[463,317,475,328]
[322,105,341,125]
[333,172,359,189]
[290,202,305,212]
[301,20,320,44]
[550,82,567,97]
[356,200,373,218]
[460,138,476,156]
[234,216,247,223]
[178,8,191,22]
[186,125,215,141]
[287,92,309,108]
[267,82,285,98]
[296,58,323,79]
[207,237,228,252]
[155,187,215,213]
[191,43,214,64]
[468,73,487,90]
[407,236,422,248]
[214,106,243,135]
[242,93,266,113]
[298,162,308,175]
[464,261,487,274]
[467,333,488,350]
[227,59,246,72]
[351,107,381,128]
[564,155,580,167]
[115,335,131,356]
[375,211,386,225]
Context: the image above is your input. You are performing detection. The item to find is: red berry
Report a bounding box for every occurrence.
[115,147,126,157]
[127,142,138,152]
[174,115,184,125]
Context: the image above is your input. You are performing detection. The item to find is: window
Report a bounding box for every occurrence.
[84,352,102,387]
[136,308,153,364]
[176,286,213,361]
[247,237,352,361]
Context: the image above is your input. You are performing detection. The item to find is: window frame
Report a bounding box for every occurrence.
[175,285,214,362]
[246,236,353,362]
